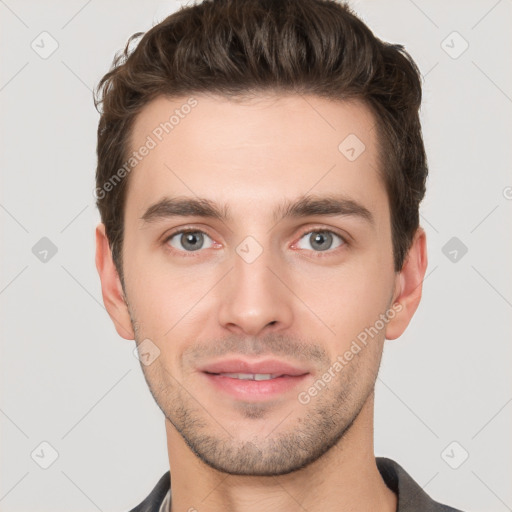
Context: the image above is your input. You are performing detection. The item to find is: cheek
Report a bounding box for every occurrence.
[290,254,394,346]
[124,244,219,332]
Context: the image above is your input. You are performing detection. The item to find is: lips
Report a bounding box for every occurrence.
[199,358,311,401]
[198,358,309,377]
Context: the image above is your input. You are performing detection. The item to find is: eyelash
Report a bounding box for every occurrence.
[162,226,349,258]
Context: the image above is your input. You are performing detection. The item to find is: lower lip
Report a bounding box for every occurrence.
[201,372,309,401]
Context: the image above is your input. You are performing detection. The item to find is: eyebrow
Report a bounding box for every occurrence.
[140,194,374,227]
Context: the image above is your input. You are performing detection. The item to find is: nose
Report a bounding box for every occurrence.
[217,241,294,337]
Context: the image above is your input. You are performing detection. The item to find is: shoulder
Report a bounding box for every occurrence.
[376,457,466,512]
[127,471,171,512]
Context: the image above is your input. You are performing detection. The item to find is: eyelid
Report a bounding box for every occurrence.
[162,225,214,242]
[162,226,219,256]
[291,226,349,252]
[295,225,348,242]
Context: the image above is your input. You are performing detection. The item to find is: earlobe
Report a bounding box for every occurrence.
[385,227,428,340]
[95,223,135,340]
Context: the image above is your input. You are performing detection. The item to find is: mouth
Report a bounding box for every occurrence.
[198,357,309,377]
[203,371,300,380]
[198,357,311,401]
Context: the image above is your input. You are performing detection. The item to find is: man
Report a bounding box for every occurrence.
[94,0,464,510]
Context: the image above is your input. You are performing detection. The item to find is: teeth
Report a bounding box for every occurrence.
[218,373,281,380]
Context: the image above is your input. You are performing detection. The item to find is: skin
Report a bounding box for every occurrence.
[96,93,427,512]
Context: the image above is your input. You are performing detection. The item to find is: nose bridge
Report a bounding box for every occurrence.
[217,234,293,335]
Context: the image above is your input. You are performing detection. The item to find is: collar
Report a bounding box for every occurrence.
[132,457,463,512]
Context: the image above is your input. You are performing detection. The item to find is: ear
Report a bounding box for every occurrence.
[95,223,135,340]
[385,227,428,340]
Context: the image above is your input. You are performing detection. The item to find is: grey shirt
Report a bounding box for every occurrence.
[129,457,465,512]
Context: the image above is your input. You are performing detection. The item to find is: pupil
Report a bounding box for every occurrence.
[311,231,331,251]
[183,232,202,251]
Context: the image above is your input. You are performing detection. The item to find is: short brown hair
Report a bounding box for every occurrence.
[94,0,427,286]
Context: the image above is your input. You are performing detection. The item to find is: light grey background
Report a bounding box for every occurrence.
[1,0,511,511]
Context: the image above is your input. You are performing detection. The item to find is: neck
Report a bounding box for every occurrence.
[165,392,396,512]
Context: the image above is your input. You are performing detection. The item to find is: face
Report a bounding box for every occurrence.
[97,93,421,476]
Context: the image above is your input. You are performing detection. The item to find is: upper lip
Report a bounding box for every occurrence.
[199,358,310,377]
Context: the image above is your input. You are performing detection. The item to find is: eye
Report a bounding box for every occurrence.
[165,229,215,252]
[295,229,346,252]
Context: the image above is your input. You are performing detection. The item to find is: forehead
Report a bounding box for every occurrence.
[125,93,386,225]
